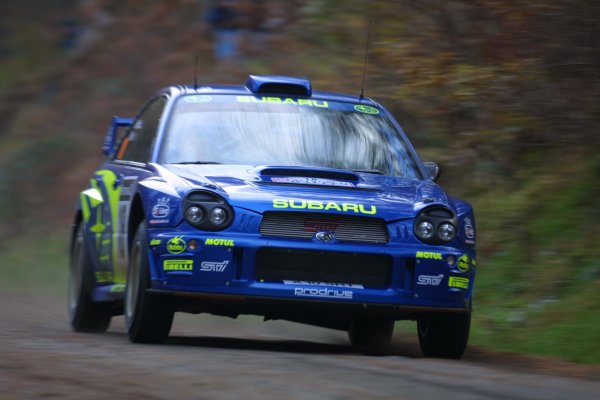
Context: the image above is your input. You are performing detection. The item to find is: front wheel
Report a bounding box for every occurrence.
[68,224,112,332]
[125,222,174,343]
[348,319,394,353]
[417,312,471,359]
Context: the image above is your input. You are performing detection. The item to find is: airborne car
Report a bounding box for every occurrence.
[69,75,476,358]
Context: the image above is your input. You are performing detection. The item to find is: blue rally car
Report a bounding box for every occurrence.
[68,75,476,358]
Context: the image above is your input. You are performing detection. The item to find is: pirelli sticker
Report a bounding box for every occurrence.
[448,276,469,289]
[163,260,193,271]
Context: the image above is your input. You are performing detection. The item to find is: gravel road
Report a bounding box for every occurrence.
[1,291,599,399]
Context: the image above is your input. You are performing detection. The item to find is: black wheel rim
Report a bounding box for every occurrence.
[68,228,84,319]
[125,239,141,327]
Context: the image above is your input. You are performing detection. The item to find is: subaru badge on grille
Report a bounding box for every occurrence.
[315,231,336,242]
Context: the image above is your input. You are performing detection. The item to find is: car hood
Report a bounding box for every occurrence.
[163,164,452,220]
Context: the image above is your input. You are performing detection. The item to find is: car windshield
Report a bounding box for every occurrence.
[159,94,422,179]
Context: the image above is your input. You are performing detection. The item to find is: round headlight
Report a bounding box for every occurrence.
[185,206,204,224]
[437,222,456,241]
[209,207,228,226]
[416,221,435,240]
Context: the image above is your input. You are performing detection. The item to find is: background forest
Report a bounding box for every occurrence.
[0,0,598,363]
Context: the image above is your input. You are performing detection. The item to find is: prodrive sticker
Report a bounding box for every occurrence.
[293,287,353,299]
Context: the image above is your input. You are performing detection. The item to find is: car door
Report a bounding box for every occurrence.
[92,96,167,285]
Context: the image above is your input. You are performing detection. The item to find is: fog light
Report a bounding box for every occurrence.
[188,239,198,250]
[447,255,456,266]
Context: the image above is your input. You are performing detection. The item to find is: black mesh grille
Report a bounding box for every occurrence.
[255,248,392,289]
[259,212,389,244]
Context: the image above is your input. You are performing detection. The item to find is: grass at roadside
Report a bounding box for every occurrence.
[467,156,600,364]
[470,280,600,364]
[0,227,70,297]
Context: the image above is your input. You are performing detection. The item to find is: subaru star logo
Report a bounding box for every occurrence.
[315,231,335,242]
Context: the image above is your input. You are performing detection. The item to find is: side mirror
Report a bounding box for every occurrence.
[102,116,133,157]
[423,161,441,181]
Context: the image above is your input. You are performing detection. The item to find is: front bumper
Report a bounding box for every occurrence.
[145,227,476,314]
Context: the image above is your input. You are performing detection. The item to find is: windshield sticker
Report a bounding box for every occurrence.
[271,176,354,187]
[354,105,379,114]
[237,96,328,108]
[184,95,213,103]
[178,94,387,115]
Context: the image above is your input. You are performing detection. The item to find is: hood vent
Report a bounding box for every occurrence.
[259,167,359,183]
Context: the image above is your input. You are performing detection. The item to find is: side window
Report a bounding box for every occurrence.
[117,97,166,162]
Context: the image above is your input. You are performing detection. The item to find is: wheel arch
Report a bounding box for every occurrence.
[128,193,146,251]
[70,211,83,254]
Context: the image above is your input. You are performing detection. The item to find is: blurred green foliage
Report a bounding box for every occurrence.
[0,0,598,363]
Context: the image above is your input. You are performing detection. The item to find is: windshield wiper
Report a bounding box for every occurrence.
[172,161,222,165]
[353,169,384,175]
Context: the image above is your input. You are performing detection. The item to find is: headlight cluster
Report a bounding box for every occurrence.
[183,191,233,231]
[414,206,457,245]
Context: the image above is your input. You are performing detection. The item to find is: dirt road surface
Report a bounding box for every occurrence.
[1,291,599,400]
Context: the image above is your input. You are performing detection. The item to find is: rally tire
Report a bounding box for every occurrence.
[125,222,174,343]
[348,319,394,353]
[417,312,471,359]
[68,224,112,333]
